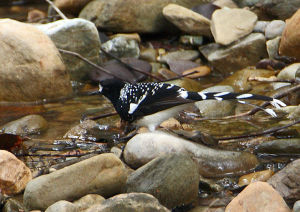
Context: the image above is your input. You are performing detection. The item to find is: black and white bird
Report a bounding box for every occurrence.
[92,79,286,131]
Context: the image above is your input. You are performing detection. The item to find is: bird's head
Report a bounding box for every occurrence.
[90,79,126,101]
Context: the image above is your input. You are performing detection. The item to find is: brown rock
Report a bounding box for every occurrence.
[211,8,257,45]
[0,19,72,102]
[54,0,93,15]
[268,159,300,200]
[79,0,210,33]
[225,182,290,212]
[279,9,300,60]
[238,170,274,187]
[0,150,32,195]
[162,4,211,36]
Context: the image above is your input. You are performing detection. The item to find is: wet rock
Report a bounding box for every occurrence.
[179,35,203,46]
[256,59,285,71]
[36,18,102,82]
[73,194,105,211]
[125,153,199,209]
[3,198,24,212]
[79,0,208,33]
[1,115,48,136]
[27,9,47,23]
[163,4,211,36]
[238,170,274,187]
[211,8,257,45]
[195,85,236,118]
[199,33,267,75]
[86,193,170,212]
[277,63,299,80]
[158,50,200,63]
[0,150,32,195]
[24,153,127,210]
[101,36,140,58]
[255,138,300,155]
[167,60,200,75]
[265,20,285,40]
[253,21,269,33]
[259,0,300,20]
[279,9,300,60]
[123,131,259,177]
[219,68,274,92]
[266,36,281,59]
[45,200,78,212]
[63,119,114,142]
[225,181,290,212]
[54,0,92,15]
[0,19,71,101]
[294,200,300,212]
[268,159,300,200]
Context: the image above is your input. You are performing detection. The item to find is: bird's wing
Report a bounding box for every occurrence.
[130,84,193,118]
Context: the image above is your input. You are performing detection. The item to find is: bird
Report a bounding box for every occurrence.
[91,78,286,131]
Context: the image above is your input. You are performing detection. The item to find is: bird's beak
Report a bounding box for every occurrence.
[88,90,101,95]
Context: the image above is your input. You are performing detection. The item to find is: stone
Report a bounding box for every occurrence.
[86,193,170,212]
[158,50,200,63]
[279,9,300,60]
[183,66,211,78]
[73,194,105,211]
[238,170,274,187]
[268,159,300,200]
[277,63,300,80]
[213,0,238,8]
[167,60,200,75]
[3,198,25,212]
[45,200,78,212]
[63,119,112,142]
[225,181,290,212]
[219,68,274,92]
[195,85,236,118]
[36,18,102,82]
[125,153,199,209]
[0,150,32,195]
[266,36,281,59]
[199,33,268,75]
[0,19,71,101]
[123,131,259,177]
[253,21,269,33]
[255,138,300,154]
[179,35,203,46]
[211,8,257,45]
[79,0,210,33]
[24,153,127,210]
[265,20,285,40]
[1,115,48,136]
[54,0,93,15]
[101,36,140,58]
[162,4,211,36]
[293,200,300,212]
[140,48,157,62]
[110,33,141,43]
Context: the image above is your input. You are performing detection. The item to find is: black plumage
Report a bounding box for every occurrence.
[93,79,286,131]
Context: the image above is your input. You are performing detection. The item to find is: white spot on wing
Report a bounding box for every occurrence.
[214,92,230,97]
[198,92,207,99]
[236,94,253,99]
[214,97,223,101]
[271,99,286,108]
[166,84,174,89]
[128,103,138,114]
[179,91,188,99]
[99,84,103,92]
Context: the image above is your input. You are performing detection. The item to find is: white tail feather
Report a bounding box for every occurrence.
[271,98,286,109]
